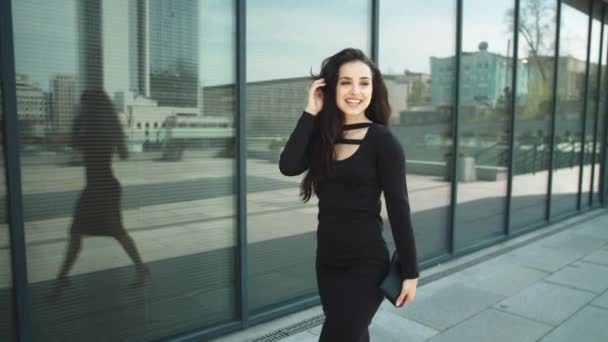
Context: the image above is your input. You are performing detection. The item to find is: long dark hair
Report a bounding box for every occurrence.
[300,48,391,202]
[71,90,127,161]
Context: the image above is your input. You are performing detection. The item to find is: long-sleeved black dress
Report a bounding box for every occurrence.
[279,112,419,342]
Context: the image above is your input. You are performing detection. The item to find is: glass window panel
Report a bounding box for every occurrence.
[456,0,514,248]
[511,0,557,230]
[13,0,237,340]
[585,1,603,206]
[0,76,16,341]
[246,0,370,312]
[379,0,456,261]
[599,7,608,204]
[551,0,590,216]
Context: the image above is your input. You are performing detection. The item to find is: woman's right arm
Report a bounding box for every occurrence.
[279,112,317,176]
[278,78,325,176]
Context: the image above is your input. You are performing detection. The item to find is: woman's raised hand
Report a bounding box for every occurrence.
[305,78,326,115]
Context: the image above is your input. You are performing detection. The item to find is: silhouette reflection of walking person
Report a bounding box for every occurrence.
[50,90,149,301]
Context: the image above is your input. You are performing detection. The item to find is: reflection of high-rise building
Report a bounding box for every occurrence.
[100,0,200,108]
[50,75,79,133]
[431,42,528,107]
[124,0,150,97]
[148,0,199,108]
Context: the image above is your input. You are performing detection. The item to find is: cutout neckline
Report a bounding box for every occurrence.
[334,124,373,162]
[342,122,373,131]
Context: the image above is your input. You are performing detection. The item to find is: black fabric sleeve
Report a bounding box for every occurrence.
[279,111,317,176]
[377,129,420,280]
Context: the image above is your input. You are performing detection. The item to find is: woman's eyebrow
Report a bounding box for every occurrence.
[338,76,371,80]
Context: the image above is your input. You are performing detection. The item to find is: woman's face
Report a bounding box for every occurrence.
[335,60,373,117]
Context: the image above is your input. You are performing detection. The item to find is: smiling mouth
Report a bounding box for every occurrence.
[345,99,362,105]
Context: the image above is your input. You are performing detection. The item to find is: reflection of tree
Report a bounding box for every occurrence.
[520,78,552,119]
[506,0,556,82]
[495,87,513,119]
[586,63,600,115]
[408,79,430,107]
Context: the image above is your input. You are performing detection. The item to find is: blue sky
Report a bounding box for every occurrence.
[11,0,594,92]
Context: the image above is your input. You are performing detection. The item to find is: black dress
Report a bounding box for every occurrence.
[279,112,419,342]
[70,115,127,237]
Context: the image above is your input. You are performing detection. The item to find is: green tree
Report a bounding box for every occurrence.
[408,79,429,107]
[520,78,551,119]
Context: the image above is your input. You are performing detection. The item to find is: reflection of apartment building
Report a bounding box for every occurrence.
[202,76,407,137]
[383,74,410,123]
[203,77,309,138]
[431,42,528,107]
[16,74,49,122]
[118,94,196,131]
[50,74,78,133]
[115,92,232,146]
[1,74,51,140]
[201,84,235,119]
[532,56,588,101]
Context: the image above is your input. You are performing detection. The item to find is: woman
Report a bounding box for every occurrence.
[279,48,419,341]
[50,90,148,301]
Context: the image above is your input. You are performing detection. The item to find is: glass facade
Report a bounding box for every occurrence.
[379,0,456,261]
[149,0,199,108]
[1,61,16,341]
[455,0,516,248]
[511,0,557,231]
[0,0,607,340]
[585,0,603,207]
[551,0,590,216]
[246,0,370,312]
[10,0,237,340]
[599,8,608,204]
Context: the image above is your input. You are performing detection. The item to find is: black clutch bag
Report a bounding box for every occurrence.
[379,251,403,307]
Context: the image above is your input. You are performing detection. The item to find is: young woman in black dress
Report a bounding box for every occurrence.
[279,48,419,341]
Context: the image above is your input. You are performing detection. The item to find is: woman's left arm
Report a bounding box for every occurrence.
[377,129,419,306]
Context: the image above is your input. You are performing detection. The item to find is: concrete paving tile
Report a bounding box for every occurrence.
[369,309,439,342]
[452,256,548,297]
[504,244,586,272]
[538,232,606,254]
[427,308,552,342]
[591,290,608,309]
[494,281,594,325]
[571,217,608,240]
[582,249,608,266]
[539,306,608,342]
[380,280,504,331]
[545,261,608,294]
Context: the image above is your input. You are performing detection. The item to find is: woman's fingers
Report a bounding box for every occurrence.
[305,79,325,115]
[396,280,417,307]
[396,290,408,307]
[404,291,415,304]
[310,79,325,93]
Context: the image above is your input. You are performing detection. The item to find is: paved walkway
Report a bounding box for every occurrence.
[213,209,608,342]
